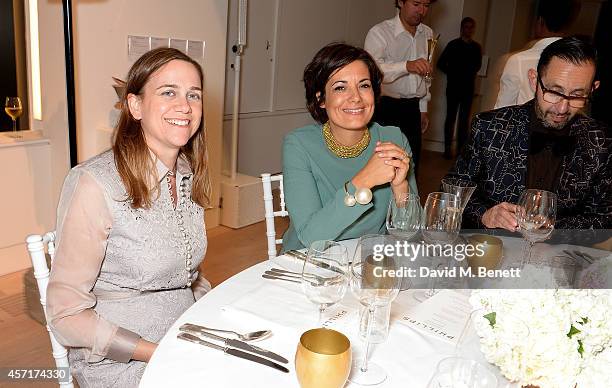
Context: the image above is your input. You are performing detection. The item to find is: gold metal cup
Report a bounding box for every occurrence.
[295,328,352,388]
[466,234,503,271]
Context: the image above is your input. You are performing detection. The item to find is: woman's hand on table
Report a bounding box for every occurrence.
[132,338,158,362]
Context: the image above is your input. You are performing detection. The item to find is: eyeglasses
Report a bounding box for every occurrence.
[537,77,590,108]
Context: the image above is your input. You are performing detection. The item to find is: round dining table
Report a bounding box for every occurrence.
[139,236,608,388]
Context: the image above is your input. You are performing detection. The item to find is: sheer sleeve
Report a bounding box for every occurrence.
[47,169,141,363]
[191,272,212,301]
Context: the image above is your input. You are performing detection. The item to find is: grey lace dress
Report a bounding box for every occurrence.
[47,150,210,387]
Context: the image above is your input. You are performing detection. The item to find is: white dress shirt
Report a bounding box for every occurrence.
[494,37,561,109]
[365,14,433,112]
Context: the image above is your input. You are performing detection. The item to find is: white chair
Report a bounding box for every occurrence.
[261,173,289,259]
[26,232,74,388]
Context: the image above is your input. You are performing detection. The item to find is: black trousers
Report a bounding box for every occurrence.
[373,96,422,174]
[444,88,474,154]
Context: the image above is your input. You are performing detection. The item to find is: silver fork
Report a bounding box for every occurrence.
[269,267,328,283]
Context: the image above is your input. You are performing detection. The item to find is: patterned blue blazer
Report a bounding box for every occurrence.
[448,100,612,229]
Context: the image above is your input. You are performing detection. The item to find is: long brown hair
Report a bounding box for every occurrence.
[112,47,211,209]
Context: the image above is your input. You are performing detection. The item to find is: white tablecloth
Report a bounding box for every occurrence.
[139,270,507,386]
[140,237,609,388]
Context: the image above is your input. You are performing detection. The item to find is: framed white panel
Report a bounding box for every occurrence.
[225,0,277,114]
[272,0,350,111]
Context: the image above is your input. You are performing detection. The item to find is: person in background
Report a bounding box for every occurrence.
[448,37,610,231]
[282,43,418,251]
[437,17,482,159]
[364,0,437,175]
[494,0,579,109]
[47,48,212,387]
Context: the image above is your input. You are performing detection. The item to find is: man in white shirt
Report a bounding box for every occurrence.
[494,0,579,109]
[365,0,436,174]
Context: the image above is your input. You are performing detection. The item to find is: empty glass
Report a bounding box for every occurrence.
[427,357,498,388]
[422,192,461,245]
[302,240,348,325]
[386,193,422,240]
[516,189,557,264]
[441,178,476,214]
[349,235,402,385]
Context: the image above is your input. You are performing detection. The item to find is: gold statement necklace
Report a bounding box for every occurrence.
[322,121,370,158]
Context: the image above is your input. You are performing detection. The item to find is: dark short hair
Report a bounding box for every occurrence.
[303,43,383,124]
[461,17,475,28]
[537,0,580,32]
[395,0,438,10]
[537,36,598,76]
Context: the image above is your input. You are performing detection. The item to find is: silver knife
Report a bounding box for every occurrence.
[179,324,289,364]
[177,333,289,373]
[285,250,348,275]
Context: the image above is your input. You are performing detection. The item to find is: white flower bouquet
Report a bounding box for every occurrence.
[469,290,612,388]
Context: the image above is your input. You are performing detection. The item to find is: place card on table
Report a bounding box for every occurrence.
[397,290,471,345]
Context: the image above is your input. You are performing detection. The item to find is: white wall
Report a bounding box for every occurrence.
[0,0,72,276]
[479,0,519,112]
[0,139,53,275]
[71,0,228,226]
[225,0,395,177]
[422,0,466,152]
[0,0,228,275]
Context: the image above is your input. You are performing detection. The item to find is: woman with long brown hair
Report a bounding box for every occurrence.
[46,47,211,387]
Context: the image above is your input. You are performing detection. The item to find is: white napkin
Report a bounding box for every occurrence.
[221,282,359,338]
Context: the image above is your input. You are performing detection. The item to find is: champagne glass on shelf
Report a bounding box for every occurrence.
[349,234,402,386]
[301,240,348,326]
[414,192,461,302]
[386,192,422,240]
[5,97,23,138]
[516,189,557,265]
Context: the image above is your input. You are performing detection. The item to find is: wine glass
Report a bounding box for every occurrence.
[301,240,348,326]
[5,97,23,138]
[421,192,461,245]
[414,192,461,302]
[427,357,498,388]
[348,234,402,385]
[516,189,557,265]
[441,177,476,215]
[386,192,422,240]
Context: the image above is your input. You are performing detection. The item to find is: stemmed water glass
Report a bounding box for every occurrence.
[5,97,23,138]
[349,234,402,385]
[414,192,461,302]
[386,192,422,240]
[301,240,349,326]
[441,177,476,216]
[426,357,498,388]
[421,192,461,245]
[516,189,557,265]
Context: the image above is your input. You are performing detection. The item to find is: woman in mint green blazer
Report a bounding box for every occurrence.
[282,43,418,251]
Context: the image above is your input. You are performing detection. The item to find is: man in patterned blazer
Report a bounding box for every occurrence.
[448,36,611,231]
